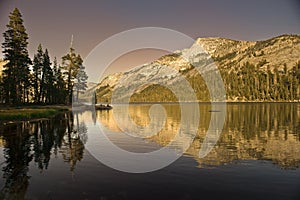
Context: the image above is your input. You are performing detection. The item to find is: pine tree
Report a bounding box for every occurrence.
[52,57,59,103]
[291,61,300,100]
[74,61,88,101]
[1,8,31,104]
[53,57,67,104]
[41,49,53,103]
[61,36,82,104]
[274,65,279,100]
[32,44,43,103]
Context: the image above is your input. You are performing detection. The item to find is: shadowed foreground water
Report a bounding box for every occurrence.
[0,103,299,200]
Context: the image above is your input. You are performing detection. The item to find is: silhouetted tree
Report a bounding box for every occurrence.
[32,44,43,103]
[61,36,83,104]
[41,49,53,103]
[53,57,67,104]
[1,8,31,104]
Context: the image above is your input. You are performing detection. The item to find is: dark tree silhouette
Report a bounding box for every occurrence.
[1,8,31,104]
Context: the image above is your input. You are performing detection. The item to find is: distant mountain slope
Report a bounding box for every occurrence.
[95,34,300,102]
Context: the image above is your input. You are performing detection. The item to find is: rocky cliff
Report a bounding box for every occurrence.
[94,34,300,102]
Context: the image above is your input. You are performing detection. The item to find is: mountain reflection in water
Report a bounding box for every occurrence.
[0,103,299,199]
[96,103,300,169]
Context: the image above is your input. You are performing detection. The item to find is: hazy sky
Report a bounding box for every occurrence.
[0,0,300,82]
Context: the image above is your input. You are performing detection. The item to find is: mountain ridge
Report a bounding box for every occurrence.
[92,34,300,102]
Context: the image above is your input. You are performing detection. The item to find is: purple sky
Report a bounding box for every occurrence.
[0,0,300,82]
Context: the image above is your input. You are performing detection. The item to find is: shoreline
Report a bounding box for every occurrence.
[114,101,300,105]
[1,101,299,123]
[0,105,70,124]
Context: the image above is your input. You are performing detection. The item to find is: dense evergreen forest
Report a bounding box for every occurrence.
[129,61,300,102]
[221,62,300,101]
[0,8,88,105]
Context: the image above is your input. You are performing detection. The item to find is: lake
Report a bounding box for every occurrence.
[0,103,299,200]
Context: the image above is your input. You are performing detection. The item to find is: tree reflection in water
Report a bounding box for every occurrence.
[0,111,87,199]
[0,103,299,199]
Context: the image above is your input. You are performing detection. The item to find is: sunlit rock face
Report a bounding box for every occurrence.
[196,35,300,71]
[91,34,300,102]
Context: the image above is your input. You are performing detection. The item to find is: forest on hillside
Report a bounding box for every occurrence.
[128,61,300,102]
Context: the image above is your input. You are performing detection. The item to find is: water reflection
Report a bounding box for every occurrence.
[96,103,300,169]
[0,112,87,199]
[0,103,299,199]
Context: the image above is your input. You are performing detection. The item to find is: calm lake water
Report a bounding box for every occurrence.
[0,103,299,200]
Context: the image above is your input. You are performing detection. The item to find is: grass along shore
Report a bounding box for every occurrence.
[0,105,70,122]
